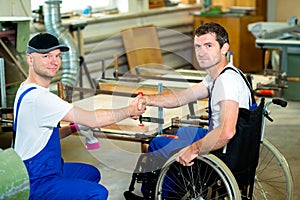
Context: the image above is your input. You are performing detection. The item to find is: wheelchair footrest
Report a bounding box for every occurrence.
[123,191,144,200]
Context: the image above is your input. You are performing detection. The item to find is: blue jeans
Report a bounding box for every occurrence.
[148,126,208,159]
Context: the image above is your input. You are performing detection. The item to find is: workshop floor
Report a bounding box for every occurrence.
[1,98,299,200]
[60,98,300,200]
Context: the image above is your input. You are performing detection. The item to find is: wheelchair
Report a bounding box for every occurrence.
[124,98,293,200]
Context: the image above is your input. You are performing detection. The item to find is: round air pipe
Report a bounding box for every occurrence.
[43,0,79,87]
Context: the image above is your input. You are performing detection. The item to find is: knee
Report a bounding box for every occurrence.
[176,127,207,141]
[91,166,101,183]
[89,185,109,200]
[148,137,172,152]
[85,164,101,183]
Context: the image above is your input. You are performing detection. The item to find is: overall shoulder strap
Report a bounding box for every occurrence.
[220,67,256,107]
[208,67,256,131]
[12,87,37,148]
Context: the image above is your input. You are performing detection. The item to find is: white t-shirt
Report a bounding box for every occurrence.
[202,64,252,130]
[13,83,73,160]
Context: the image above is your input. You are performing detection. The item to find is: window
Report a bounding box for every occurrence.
[31,0,116,14]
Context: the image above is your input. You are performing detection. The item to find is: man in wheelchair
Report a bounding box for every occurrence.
[124,22,262,200]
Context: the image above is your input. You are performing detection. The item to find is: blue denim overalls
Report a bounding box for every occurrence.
[14,87,108,200]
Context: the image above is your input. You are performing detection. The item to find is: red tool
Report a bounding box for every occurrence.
[156,134,179,139]
[137,92,144,126]
[256,89,274,96]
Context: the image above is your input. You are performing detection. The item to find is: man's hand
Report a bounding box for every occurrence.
[176,143,199,167]
[129,93,146,119]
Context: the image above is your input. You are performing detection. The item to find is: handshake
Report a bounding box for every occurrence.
[70,123,100,150]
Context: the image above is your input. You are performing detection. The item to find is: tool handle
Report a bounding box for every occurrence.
[138,92,144,126]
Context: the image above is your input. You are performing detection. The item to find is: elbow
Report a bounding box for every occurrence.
[213,129,234,151]
[225,128,236,140]
[220,126,236,143]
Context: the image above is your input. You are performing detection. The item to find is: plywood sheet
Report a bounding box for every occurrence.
[121,25,163,70]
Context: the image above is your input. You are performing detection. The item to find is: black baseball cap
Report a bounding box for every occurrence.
[26,33,69,54]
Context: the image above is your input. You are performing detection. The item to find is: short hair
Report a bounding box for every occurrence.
[194,22,229,47]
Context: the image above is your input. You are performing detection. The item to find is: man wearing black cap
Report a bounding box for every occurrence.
[13,33,146,199]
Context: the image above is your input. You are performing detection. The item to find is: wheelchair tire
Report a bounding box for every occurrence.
[254,139,293,200]
[155,153,241,200]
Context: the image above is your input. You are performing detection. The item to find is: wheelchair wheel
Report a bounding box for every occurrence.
[254,139,293,200]
[155,153,241,200]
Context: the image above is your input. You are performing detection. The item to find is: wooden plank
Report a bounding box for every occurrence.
[98,69,204,94]
[101,123,150,134]
[0,39,27,77]
[98,83,172,95]
[149,0,165,9]
[121,25,163,70]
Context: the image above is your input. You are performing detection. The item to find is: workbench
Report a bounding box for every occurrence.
[68,69,207,153]
[256,38,300,74]
[255,38,300,100]
[73,93,207,152]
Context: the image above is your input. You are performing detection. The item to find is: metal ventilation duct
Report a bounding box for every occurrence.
[43,0,79,86]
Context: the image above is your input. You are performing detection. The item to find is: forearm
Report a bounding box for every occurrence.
[146,90,193,108]
[63,95,145,128]
[192,127,231,155]
[94,107,131,127]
